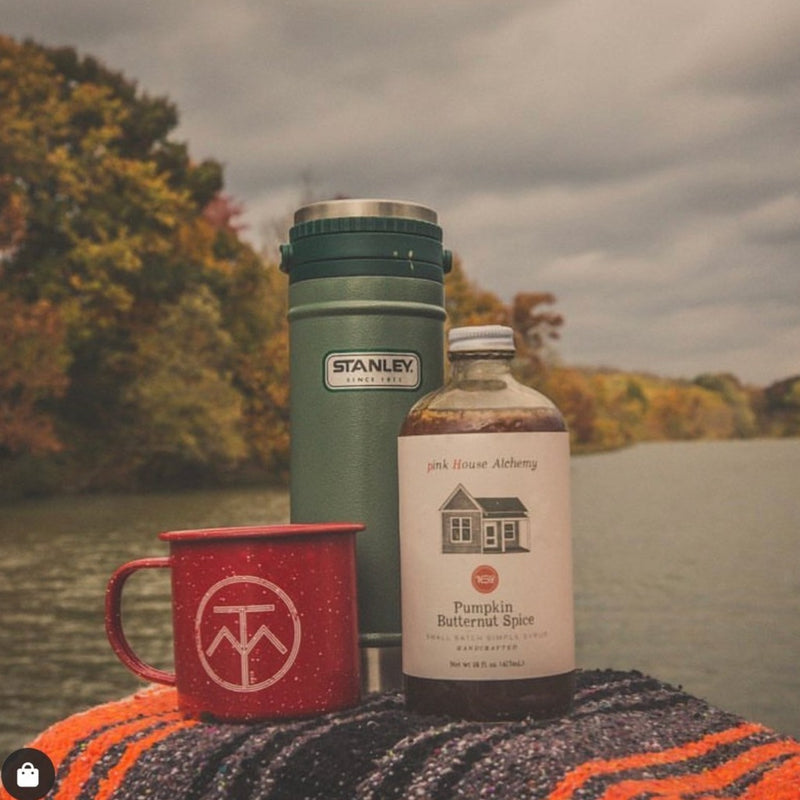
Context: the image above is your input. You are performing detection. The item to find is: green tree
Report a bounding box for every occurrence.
[694,373,757,438]
[228,260,291,481]
[760,376,800,436]
[120,287,246,487]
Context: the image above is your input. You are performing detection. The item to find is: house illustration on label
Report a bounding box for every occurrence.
[440,484,531,554]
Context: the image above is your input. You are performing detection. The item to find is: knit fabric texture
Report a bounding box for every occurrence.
[7,670,800,799]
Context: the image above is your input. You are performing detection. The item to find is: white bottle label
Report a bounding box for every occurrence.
[398,431,574,681]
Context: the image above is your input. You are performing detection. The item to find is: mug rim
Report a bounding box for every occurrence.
[159,523,364,543]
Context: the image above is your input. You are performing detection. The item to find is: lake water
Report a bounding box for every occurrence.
[0,439,797,752]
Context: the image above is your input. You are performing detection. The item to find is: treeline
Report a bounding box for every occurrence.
[444,263,800,452]
[539,369,800,453]
[1,36,797,499]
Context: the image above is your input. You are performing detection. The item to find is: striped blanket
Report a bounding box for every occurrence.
[7,670,799,799]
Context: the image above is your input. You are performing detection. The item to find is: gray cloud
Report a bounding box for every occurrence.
[3,0,799,384]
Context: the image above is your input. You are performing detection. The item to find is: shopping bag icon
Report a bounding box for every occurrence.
[17,761,39,787]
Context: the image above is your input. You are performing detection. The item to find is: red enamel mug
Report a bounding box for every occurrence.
[105,524,364,721]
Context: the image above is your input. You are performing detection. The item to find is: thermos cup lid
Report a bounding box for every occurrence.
[280,197,451,281]
[448,325,516,352]
[293,198,437,224]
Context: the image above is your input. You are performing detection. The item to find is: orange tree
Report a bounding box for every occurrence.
[445,256,563,384]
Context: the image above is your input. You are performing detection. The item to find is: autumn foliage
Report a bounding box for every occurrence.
[0,36,796,498]
[0,293,70,455]
[0,35,283,492]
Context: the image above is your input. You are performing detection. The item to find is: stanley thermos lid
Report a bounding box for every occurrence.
[281,197,451,281]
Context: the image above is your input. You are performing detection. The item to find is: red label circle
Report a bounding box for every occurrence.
[471,565,499,594]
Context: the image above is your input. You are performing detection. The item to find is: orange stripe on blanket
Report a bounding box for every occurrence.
[739,754,800,800]
[51,709,186,799]
[595,740,800,800]
[28,685,178,772]
[547,722,765,800]
[93,717,199,800]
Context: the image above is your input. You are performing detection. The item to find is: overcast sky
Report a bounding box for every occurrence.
[4,1,800,384]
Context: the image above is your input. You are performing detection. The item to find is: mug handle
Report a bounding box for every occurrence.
[105,557,176,686]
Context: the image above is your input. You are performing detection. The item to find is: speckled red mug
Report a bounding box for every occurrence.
[106,524,364,721]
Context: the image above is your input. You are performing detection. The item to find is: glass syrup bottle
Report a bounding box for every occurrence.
[397,325,575,719]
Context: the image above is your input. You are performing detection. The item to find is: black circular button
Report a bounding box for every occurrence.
[1,748,56,800]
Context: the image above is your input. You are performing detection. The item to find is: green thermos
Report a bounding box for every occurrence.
[280,199,450,689]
